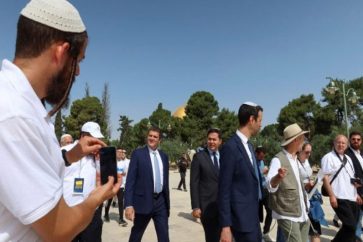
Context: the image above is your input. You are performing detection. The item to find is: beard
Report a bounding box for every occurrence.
[44,59,76,107]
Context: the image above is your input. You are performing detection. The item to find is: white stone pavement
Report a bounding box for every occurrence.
[102,170,341,242]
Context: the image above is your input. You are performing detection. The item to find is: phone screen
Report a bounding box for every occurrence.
[99,146,117,184]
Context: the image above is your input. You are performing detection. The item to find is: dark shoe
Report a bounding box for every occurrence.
[119,219,128,226]
[177,188,182,191]
[184,189,188,192]
[333,219,339,228]
[104,215,110,222]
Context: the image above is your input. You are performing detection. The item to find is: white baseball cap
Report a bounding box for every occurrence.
[21,0,86,33]
[81,122,104,138]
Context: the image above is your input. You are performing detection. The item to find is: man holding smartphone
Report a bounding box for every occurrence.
[0,1,120,241]
[62,121,105,242]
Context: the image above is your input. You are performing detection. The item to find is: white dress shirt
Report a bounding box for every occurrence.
[266,149,309,222]
[148,147,164,192]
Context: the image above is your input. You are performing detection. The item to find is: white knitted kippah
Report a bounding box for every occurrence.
[21,0,86,33]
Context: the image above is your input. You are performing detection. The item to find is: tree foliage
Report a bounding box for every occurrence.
[54,110,63,141]
[101,82,111,139]
[182,91,219,147]
[63,96,107,139]
[277,94,319,137]
[117,115,134,151]
[214,108,238,142]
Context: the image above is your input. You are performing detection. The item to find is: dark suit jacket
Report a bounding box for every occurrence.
[190,148,219,218]
[218,134,262,233]
[346,147,363,197]
[124,146,170,215]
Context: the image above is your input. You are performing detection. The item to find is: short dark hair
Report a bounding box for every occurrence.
[15,15,88,59]
[238,104,263,127]
[148,126,161,137]
[349,131,362,139]
[255,146,265,154]
[207,128,222,139]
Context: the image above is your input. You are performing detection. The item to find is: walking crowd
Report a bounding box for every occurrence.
[0,1,362,242]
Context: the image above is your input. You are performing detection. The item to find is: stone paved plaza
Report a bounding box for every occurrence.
[102,169,340,242]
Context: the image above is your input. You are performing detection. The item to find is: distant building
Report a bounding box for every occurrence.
[172,105,186,119]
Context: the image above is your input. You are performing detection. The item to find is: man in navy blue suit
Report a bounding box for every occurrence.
[218,102,264,242]
[125,127,170,242]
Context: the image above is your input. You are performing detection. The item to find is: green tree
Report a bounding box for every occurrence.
[54,110,63,141]
[214,108,238,142]
[159,138,189,164]
[63,96,107,139]
[255,124,281,163]
[277,94,320,137]
[182,91,219,148]
[101,82,111,139]
[84,82,90,97]
[117,115,134,151]
[321,78,363,134]
[149,103,172,138]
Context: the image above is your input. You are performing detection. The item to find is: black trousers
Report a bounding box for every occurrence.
[72,205,103,242]
[332,199,359,242]
[201,211,221,242]
[177,172,186,190]
[259,189,272,234]
[105,187,125,220]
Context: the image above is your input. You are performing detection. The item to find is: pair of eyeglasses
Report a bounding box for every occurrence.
[304,151,311,155]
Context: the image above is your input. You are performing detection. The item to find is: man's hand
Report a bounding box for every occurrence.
[329,195,338,208]
[270,167,288,188]
[66,136,106,163]
[125,207,135,221]
[88,173,122,208]
[277,167,288,179]
[192,209,202,218]
[220,227,232,242]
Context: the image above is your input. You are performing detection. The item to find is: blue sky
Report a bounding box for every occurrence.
[1,1,363,139]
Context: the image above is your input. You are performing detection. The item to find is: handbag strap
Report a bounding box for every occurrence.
[330,150,348,185]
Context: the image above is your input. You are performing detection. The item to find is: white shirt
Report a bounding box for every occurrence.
[320,150,357,202]
[117,158,130,188]
[298,159,313,184]
[350,147,363,169]
[266,149,309,222]
[62,142,97,207]
[0,60,64,241]
[236,130,254,165]
[148,147,164,192]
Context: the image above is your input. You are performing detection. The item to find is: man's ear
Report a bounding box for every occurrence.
[53,42,70,65]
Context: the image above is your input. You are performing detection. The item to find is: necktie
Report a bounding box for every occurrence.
[212,151,219,172]
[248,142,262,200]
[152,151,162,193]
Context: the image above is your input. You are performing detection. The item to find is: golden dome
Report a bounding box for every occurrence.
[172,105,186,119]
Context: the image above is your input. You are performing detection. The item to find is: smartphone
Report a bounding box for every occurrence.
[99,146,117,184]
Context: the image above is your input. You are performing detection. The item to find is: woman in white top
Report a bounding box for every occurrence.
[298,143,324,242]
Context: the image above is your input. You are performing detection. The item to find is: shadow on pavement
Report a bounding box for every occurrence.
[177,212,201,224]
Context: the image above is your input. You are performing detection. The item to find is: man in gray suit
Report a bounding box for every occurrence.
[190,128,222,242]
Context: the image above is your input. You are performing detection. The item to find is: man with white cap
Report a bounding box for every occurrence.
[0,1,120,241]
[218,102,264,242]
[266,123,310,242]
[62,121,105,242]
